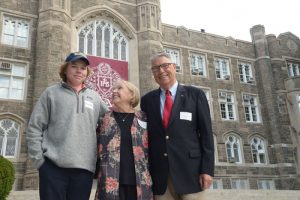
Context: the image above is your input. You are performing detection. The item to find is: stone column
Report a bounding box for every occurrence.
[251,25,296,189]
[137,0,163,95]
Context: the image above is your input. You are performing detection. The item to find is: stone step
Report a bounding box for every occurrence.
[7,189,300,200]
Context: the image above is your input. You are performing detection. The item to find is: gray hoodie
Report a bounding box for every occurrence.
[26,82,108,173]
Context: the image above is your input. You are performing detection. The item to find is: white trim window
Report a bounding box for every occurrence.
[239,62,254,83]
[209,179,223,189]
[225,135,242,163]
[78,20,128,61]
[2,15,29,48]
[231,179,249,189]
[164,48,181,72]
[243,94,260,122]
[219,91,236,120]
[190,53,206,76]
[250,137,267,164]
[257,180,275,190]
[0,119,20,158]
[0,61,27,100]
[215,58,230,80]
[287,62,300,77]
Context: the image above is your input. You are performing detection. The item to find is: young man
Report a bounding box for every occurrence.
[26,52,108,200]
[141,53,214,200]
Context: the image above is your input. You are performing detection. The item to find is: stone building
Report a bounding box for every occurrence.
[0,0,299,191]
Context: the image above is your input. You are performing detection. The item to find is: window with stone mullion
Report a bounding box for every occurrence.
[2,16,29,48]
[225,135,242,163]
[251,137,266,164]
[77,20,128,61]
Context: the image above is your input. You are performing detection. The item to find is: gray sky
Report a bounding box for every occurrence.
[160,0,300,41]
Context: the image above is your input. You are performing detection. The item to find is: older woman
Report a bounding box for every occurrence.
[95,80,153,200]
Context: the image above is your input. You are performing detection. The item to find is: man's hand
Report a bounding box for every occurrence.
[199,174,213,189]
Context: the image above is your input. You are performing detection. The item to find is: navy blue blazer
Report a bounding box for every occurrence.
[141,84,214,195]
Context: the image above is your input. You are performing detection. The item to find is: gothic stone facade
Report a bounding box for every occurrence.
[0,0,300,191]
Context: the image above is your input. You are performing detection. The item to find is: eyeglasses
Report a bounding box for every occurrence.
[151,63,173,73]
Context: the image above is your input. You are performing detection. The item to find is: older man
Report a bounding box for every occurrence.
[141,53,214,200]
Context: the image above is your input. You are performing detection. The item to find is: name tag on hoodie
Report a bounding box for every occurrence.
[85,100,94,110]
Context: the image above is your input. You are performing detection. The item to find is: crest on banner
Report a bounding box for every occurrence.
[86,62,121,107]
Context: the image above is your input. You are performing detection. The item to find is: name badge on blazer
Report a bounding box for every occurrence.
[180,112,192,121]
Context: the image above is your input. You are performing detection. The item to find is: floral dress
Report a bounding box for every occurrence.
[95,111,153,200]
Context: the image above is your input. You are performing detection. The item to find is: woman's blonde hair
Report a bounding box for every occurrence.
[114,79,140,108]
[59,62,92,82]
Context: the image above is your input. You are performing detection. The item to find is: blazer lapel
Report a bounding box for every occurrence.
[168,85,186,127]
[153,88,163,124]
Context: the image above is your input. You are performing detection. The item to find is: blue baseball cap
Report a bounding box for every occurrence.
[65,52,90,65]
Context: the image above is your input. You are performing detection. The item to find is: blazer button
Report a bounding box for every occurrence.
[165,135,169,140]
[164,153,168,157]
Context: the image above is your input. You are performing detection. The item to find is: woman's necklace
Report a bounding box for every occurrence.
[115,112,133,122]
[117,112,131,122]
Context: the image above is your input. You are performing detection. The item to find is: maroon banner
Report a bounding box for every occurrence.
[85,55,128,107]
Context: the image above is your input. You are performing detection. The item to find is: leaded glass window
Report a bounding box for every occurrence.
[0,119,20,158]
[113,38,119,59]
[77,20,128,61]
[225,135,242,163]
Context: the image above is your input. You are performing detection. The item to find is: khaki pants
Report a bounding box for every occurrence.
[155,177,207,200]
